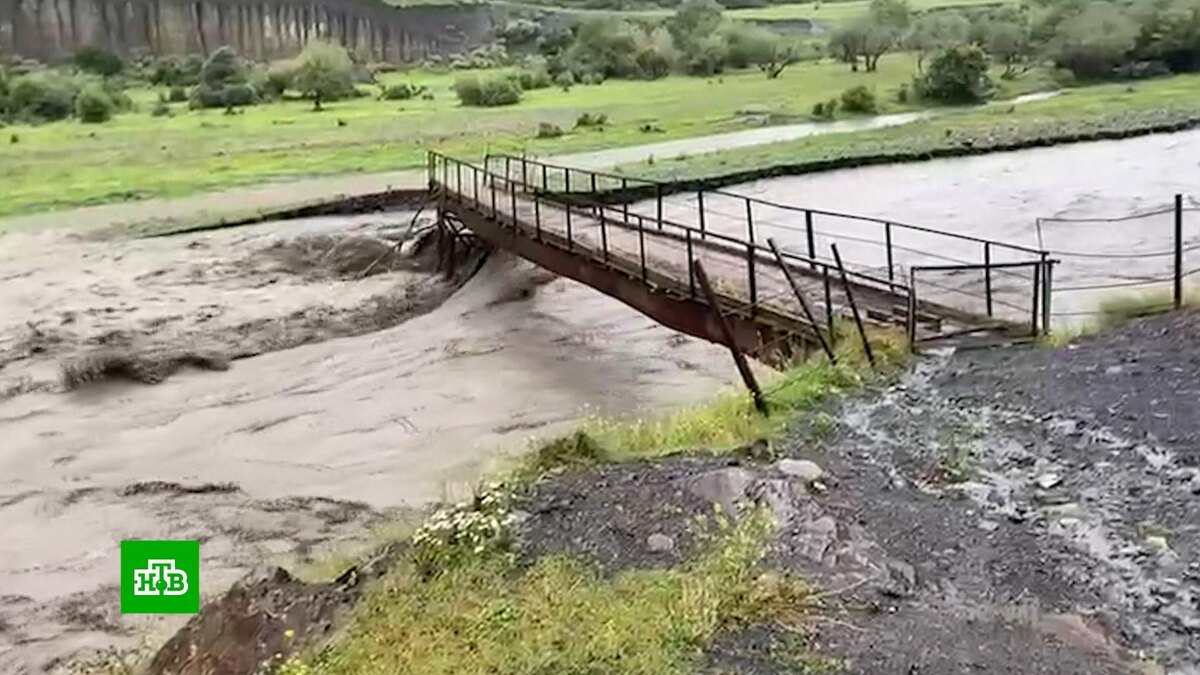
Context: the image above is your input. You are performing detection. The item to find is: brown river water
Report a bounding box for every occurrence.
[2,129,1199,672]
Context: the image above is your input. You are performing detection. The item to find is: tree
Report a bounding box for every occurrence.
[869,0,912,31]
[189,46,259,110]
[982,16,1036,78]
[830,18,899,71]
[74,83,116,123]
[905,11,970,71]
[1132,0,1200,72]
[720,22,801,77]
[671,0,725,46]
[1048,2,1140,78]
[292,42,357,110]
[72,46,124,77]
[918,44,994,102]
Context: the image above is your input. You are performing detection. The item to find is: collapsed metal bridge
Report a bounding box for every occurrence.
[429,151,1055,364]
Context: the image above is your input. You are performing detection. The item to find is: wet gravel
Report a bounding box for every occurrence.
[518,312,1200,673]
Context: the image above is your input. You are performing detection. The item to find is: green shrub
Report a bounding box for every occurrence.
[536,121,564,138]
[811,97,837,120]
[454,75,522,107]
[221,83,258,107]
[575,111,608,127]
[167,85,187,103]
[291,41,357,110]
[514,68,552,91]
[553,71,576,89]
[72,46,124,77]
[263,60,296,98]
[917,44,994,103]
[74,83,116,123]
[381,83,423,100]
[580,72,605,85]
[840,85,877,113]
[151,97,171,117]
[896,83,909,103]
[189,47,258,109]
[8,71,78,122]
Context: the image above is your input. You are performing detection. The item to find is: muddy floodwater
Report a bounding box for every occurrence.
[0,214,738,673]
[3,129,1200,672]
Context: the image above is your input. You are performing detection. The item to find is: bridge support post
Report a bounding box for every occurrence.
[768,239,835,364]
[693,259,768,416]
[831,244,875,368]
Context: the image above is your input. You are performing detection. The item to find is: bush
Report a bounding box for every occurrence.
[811,97,838,119]
[8,71,78,122]
[291,42,357,110]
[554,71,576,89]
[454,75,522,107]
[73,46,123,77]
[536,122,564,138]
[840,85,877,113]
[168,85,187,103]
[514,68,552,90]
[918,44,994,103]
[263,60,296,98]
[381,83,423,100]
[189,47,258,109]
[1111,60,1171,80]
[896,83,909,103]
[151,97,171,117]
[74,83,115,123]
[575,111,608,127]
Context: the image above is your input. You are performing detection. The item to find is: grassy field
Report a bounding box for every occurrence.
[616,73,1200,181]
[727,0,1012,23]
[0,54,1049,219]
[502,0,1016,24]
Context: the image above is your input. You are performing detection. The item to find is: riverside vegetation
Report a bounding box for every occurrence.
[270,329,907,675]
[5,0,1200,218]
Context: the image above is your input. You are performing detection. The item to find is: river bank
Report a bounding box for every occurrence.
[151,308,1200,675]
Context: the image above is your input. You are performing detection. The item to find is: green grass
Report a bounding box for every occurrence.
[619,73,1200,182]
[727,0,1012,23]
[0,55,1050,219]
[282,507,820,675]
[503,0,1016,24]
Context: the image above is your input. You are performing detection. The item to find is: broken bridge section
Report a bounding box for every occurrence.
[429,152,1054,361]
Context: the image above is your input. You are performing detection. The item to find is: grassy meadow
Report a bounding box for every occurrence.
[617,72,1200,181]
[0,55,1056,218]
[501,0,1015,25]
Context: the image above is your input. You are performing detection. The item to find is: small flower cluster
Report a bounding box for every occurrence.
[411,484,516,569]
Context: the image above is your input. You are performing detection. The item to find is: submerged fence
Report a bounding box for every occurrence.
[1035,194,1200,323]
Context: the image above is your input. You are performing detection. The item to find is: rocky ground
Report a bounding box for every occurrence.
[515,310,1200,674]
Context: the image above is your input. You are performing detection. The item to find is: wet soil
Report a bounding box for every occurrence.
[516,312,1200,674]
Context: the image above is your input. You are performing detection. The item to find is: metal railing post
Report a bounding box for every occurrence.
[831,243,875,367]
[534,193,542,241]
[510,178,518,230]
[565,202,573,250]
[1043,256,1054,332]
[1175,193,1184,309]
[747,242,757,316]
[805,210,816,269]
[884,222,895,291]
[565,167,572,194]
[698,191,707,240]
[823,266,834,344]
[686,230,696,298]
[1030,261,1041,337]
[456,163,462,203]
[521,156,528,188]
[984,242,993,318]
[639,216,647,282]
[542,164,548,192]
[600,209,609,262]
[745,199,755,246]
[656,184,663,231]
[621,178,629,224]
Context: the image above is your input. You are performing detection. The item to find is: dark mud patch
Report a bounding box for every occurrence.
[61,348,230,390]
[146,542,406,675]
[260,233,415,280]
[118,481,241,497]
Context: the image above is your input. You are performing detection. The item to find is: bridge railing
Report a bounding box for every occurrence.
[433,152,921,347]
[484,153,1055,334]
